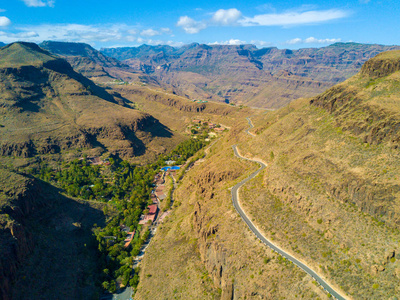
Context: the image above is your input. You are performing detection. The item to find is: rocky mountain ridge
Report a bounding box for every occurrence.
[102,42,400,108]
[40,41,160,86]
[0,42,178,160]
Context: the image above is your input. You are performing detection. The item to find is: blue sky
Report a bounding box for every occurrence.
[0,0,399,49]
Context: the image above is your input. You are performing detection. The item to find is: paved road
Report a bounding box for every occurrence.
[231,145,347,300]
[245,117,256,137]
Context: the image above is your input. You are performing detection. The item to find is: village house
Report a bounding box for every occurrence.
[139,204,159,225]
[124,231,136,248]
[155,185,166,201]
[150,193,158,204]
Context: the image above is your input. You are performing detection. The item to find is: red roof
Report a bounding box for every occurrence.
[123,231,135,248]
[138,214,156,225]
[148,204,158,214]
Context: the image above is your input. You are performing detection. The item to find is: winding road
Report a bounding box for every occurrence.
[231,119,347,300]
[245,117,256,137]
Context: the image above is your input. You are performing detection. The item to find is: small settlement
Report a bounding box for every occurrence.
[138,172,165,225]
[188,118,227,140]
[138,161,182,226]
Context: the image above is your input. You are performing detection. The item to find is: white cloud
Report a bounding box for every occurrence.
[286,38,302,45]
[0,16,11,27]
[209,39,246,45]
[21,0,55,7]
[178,7,349,34]
[0,23,172,45]
[127,29,137,35]
[239,9,349,26]
[140,29,160,37]
[0,23,177,46]
[286,37,341,45]
[211,8,242,25]
[250,40,273,47]
[177,16,206,34]
[140,28,172,37]
[0,9,6,13]
[160,28,172,34]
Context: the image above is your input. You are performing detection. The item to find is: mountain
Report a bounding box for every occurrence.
[134,51,400,299]
[0,42,5,47]
[40,41,159,85]
[102,42,400,109]
[0,167,107,300]
[0,42,180,160]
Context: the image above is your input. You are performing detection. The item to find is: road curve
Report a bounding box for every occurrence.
[245,117,256,137]
[231,145,346,300]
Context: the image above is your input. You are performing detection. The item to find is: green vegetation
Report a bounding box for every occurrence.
[28,137,208,293]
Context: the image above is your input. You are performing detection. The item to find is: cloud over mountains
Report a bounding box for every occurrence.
[177,7,349,33]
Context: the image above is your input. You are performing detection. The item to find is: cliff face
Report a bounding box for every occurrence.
[102,42,400,108]
[0,170,46,300]
[0,168,107,300]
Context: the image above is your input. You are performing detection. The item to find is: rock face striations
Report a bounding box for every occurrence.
[0,170,41,300]
[40,41,160,85]
[0,42,175,159]
[135,51,400,299]
[102,42,400,109]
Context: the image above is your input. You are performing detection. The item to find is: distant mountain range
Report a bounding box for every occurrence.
[102,42,400,108]
[39,41,160,86]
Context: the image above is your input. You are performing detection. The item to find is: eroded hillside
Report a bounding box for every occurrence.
[0,42,182,162]
[0,168,107,300]
[102,43,400,109]
[135,51,400,299]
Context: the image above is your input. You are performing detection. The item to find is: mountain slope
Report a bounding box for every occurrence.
[135,51,400,299]
[102,43,400,109]
[40,41,159,85]
[0,42,180,160]
[0,167,106,300]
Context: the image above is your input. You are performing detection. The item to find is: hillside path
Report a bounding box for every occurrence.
[230,118,347,300]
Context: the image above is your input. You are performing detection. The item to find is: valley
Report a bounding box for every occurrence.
[1,40,400,300]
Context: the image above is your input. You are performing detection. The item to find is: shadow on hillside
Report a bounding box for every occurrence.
[11,178,106,300]
[142,116,173,138]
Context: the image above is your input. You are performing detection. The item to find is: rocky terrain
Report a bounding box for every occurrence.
[102,43,400,108]
[0,42,181,162]
[135,51,400,299]
[0,168,106,300]
[40,41,160,85]
[3,39,400,300]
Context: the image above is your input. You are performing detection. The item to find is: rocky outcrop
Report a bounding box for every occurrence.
[193,201,234,300]
[361,50,400,79]
[0,171,47,300]
[188,167,244,299]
